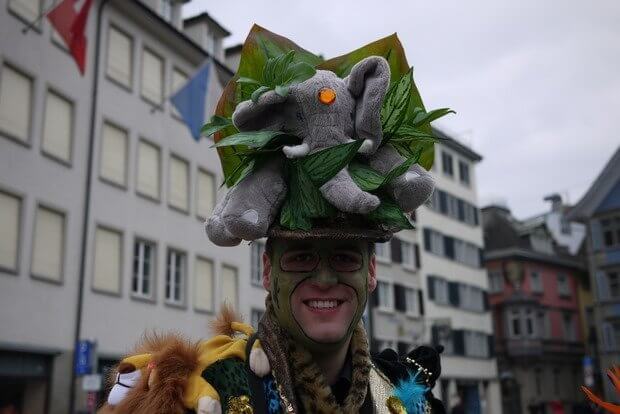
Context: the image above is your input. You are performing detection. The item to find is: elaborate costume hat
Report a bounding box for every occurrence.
[204,25,453,246]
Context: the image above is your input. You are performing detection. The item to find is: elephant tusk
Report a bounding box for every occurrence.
[283,143,310,159]
[358,139,376,155]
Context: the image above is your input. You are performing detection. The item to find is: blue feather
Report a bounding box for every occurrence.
[392,371,429,414]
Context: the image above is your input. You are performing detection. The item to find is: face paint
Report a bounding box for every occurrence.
[269,239,371,353]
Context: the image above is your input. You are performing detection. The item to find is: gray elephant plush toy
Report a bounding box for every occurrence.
[206,56,434,246]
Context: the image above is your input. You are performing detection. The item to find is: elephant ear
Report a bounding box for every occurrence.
[346,56,391,154]
[232,90,291,132]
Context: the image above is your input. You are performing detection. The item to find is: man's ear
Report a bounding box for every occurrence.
[368,254,377,293]
[262,252,272,291]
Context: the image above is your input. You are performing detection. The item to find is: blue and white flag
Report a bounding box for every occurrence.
[170,60,211,141]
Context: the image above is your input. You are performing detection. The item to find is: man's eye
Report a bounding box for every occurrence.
[294,254,314,262]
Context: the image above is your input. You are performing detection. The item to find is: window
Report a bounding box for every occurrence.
[441,151,453,177]
[221,265,238,310]
[100,122,128,187]
[524,309,535,337]
[171,68,188,118]
[141,48,163,105]
[31,206,65,282]
[194,257,214,312]
[405,287,418,316]
[106,27,133,88]
[562,312,576,341]
[536,311,549,339]
[488,270,504,293]
[401,240,416,269]
[430,230,444,256]
[557,273,570,297]
[250,308,264,329]
[376,281,393,310]
[0,64,32,143]
[434,277,449,305]
[609,271,620,298]
[93,227,122,294]
[458,160,470,185]
[42,90,73,163]
[460,285,484,312]
[375,242,390,262]
[196,169,215,219]
[168,155,189,212]
[166,249,185,305]
[601,216,620,248]
[465,331,489,358]
[0,191,21,272]
[136,140,161,200]
[509,309,521,337]
[251,241,265,285]
[530,271,543,293]
[132,240,154,298]
[8,0,41,23]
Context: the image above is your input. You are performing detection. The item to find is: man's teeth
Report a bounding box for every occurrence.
[307,300,340,309]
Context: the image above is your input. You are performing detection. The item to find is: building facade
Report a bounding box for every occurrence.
[482,203,588,413]
[416,132,501,413]
[568,147,620,403]
[0,1,266,412]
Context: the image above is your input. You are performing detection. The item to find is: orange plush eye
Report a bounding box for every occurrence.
[317,88,336,105]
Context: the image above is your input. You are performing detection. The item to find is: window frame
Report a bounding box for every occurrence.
[0,62,34,146]
[250,241,265,287]
[557,272,571,298]
[135,138,162,202]
[30,202,67,285]
[376,280,394,312]
[441,150,454,177]
[530,270,543,294]
[193,255,215,313]
[195,168,216,221]
[91,224,124,297]
[171,66,189,121]
[167,153,190,214]
[374,241,391,264]
[105,24,134,91]
[140,46,165,106]
[404,286,419,317]
[131,238,156,301]
[400,239,416,270]
[99,119,129,190]
[41,87,75,167]
[221,264,239,311]
[458,159,470,186]
[165,247,187,307]
[0,187,24,275]
[7,0,43,31]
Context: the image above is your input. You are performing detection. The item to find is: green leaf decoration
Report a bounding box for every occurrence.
[212,130,287,149]
[224,156,256,188]
[274,84,290,97]
[236,77,262,86]
[381,147,424,186]
[213,25,322,186]
[251,86,271,103]
[299,140,363,186]
[367,199,413,230]
[381,69,413,138]
[201,115,233,137]
[392,124,436,140]
[410,108,456,127]
[348,162,385,192]
[318,33,435,169]
[281,62,316,86]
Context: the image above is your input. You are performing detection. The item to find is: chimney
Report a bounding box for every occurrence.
[543,193,562,212]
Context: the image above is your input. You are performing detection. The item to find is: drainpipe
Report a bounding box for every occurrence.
[69,0,110,411]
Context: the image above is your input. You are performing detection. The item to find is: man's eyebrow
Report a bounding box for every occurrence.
[283,243,314,252]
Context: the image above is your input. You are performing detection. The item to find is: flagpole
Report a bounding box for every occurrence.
[21,0,59,34]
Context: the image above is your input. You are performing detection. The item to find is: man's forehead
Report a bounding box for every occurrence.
[277,239,365,251]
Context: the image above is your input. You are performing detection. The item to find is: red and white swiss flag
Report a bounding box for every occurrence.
[47,0,94,75]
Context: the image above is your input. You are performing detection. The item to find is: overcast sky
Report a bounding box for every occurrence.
[184,0,619,219]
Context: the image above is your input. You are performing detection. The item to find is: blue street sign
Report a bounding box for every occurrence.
[75,340,93,376]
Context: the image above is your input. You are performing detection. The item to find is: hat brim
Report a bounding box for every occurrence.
[268,225,392,242]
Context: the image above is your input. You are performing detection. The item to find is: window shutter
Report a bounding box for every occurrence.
[9,0,41,21]
[439,191,448,214]
[107,27,132,87]
[414,244,421,269]
[141,49,163,104]
[93,227,121,294]
[169,156,189,211]
[478,248,484,267]
[0,65,32,142]
[394,283,406,312]
[474,208,480,226]
[196,170,215,219]
[0,192,21,271]
[427,276,435,300]
[391,238,402,263]
[418,289,425,315]
[448,281,460,307]
[590,220,603,251]
[423,228,431,251]
[431,325,440,347]
[483,290,490,311]
[444,236,455,259]
[42,91,73,162]
[221,265,238,311]
[31,207,64,281]
[137,141,160,199]
[370,289,378,307]
[457,199,465,221]
[194,257,214,312]
[100,123,127,186]
[487,335,495,358]
[452,330,465,356]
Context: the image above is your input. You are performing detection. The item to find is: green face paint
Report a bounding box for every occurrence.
[269,239,371,353]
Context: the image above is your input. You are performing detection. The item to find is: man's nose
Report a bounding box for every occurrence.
[311,261,338,287]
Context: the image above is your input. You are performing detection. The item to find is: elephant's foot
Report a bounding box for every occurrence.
[223,208,271,241]
[205,215,242,247]
[391,166,435,213]
[320,170,380,214]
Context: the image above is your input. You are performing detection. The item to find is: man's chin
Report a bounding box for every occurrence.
[303,327,350,344]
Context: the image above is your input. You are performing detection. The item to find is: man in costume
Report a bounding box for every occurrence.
[100,25,451,413]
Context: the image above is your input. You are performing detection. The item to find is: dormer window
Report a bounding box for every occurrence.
[160,0,172,21]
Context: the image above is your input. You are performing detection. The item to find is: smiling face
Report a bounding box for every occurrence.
[263,238,377,352]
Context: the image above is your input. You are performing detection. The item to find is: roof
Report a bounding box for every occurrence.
[567,146,620,221]
[225,44,243,55]
[183,12,232,37]
[484,247,586,270]
[432,128,483,162]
